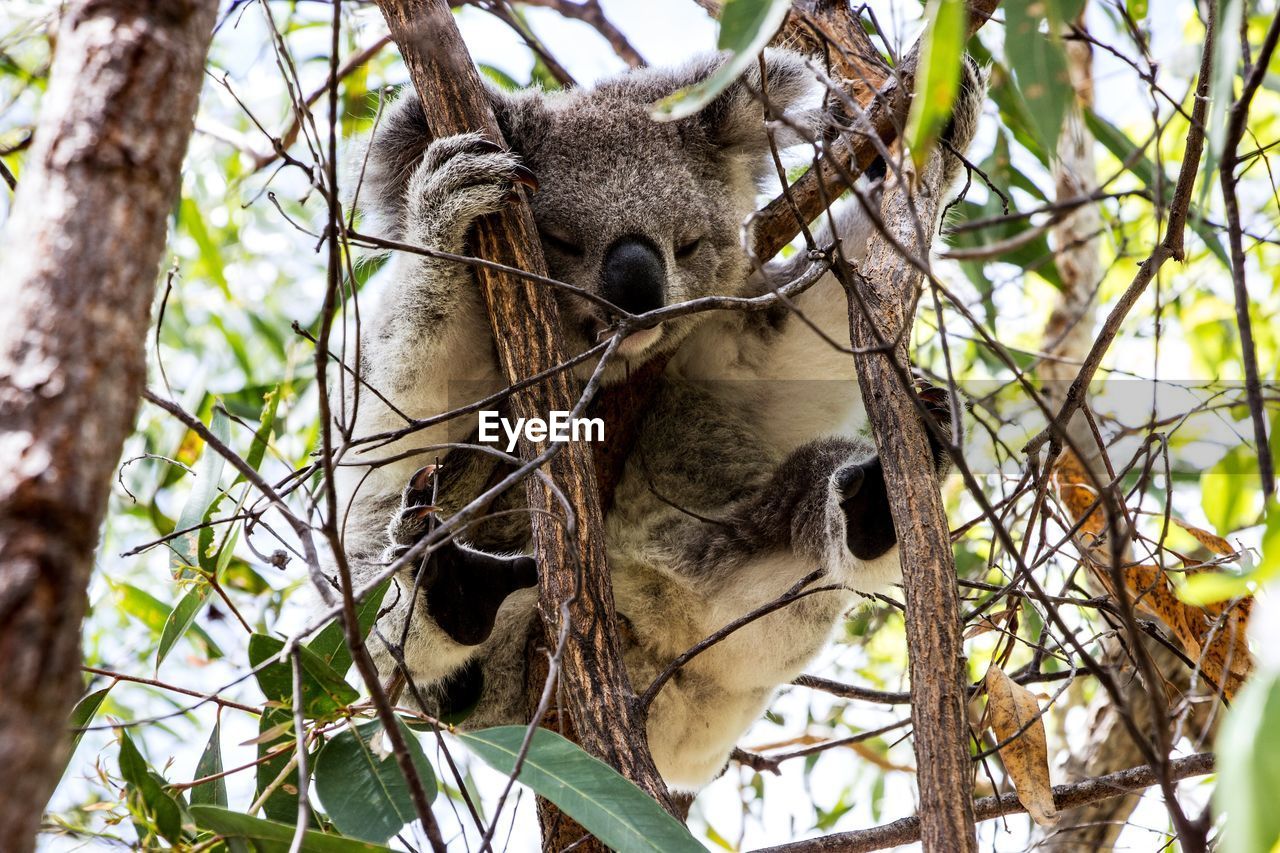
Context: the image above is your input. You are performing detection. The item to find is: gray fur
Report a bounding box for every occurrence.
[334,50,984,791]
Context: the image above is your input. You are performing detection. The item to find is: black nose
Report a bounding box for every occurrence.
[601,236,665,316]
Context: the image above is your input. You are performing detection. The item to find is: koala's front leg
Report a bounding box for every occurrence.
[388,465,538,648]
[356,133,536,411]
[401,133,537,259]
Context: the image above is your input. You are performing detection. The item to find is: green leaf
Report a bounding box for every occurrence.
[190,720,228,807]
[170,407,230,572]
[118,729,186,844]
[480,63,523,92]
[1215,671,1280,853]
[314,720,437,843]
[1202,0,1243,209]
[459,727,703,853]
[179,198,231,297]
[111,581,223,659]
[248,633,359,719]
[158,406,231,671]
[1201,444,1264,535]
[1004,0,1073,151]
[66,686,112,762]
[649,0,790,120]
[156,586,211,673]
[242,387,281,477]
[307,580,390,677]
[190,805,393,852]
[905,0,966,169]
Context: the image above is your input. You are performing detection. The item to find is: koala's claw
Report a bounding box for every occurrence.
[510,163,539,192]
[406,132,536,238]
[386,464,537,648]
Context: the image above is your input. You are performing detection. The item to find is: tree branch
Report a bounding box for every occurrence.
[759,752,1215,852]
[372,0,674,827]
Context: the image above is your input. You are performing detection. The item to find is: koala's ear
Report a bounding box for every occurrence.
[353,89,432,240]
[352,85,547,240]
[696,49,821,157]
[489,84,550,155]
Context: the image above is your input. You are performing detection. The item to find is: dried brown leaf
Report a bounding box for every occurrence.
[1174,519,1235,556]
[984,662,1059,827]
[964,609,1015,639]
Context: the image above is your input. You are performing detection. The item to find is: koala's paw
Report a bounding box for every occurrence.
[386,465,537,647]
[912,374,955,474]
[835,379,956,561]
[405,132,537,246]
[836,456,895,561]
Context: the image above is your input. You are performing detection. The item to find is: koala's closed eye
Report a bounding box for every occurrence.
[675,236,703,260]
[543,230,584,257]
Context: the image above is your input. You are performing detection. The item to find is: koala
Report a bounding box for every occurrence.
[334,49,983,791]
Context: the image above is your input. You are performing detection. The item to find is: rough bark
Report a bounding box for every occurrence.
[842,109,977,853]
[372,1,674,835]
[0,2,216,850]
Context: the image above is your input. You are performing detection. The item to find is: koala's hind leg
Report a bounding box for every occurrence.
[387,465,538,648]
[371,464,538,721]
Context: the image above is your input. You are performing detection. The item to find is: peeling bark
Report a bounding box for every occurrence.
[0,2,216,849]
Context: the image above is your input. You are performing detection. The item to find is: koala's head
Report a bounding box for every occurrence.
[361,49,819,364]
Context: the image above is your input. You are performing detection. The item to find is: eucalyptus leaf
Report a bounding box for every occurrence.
[314,719,437,843]
[1003,0,1073,151]
[307,579,390,677]
[190,719,228,807]
[460,726,703,853]
[1201,0,1243,209]
[905,0,966,168]
[649,0,790,120]
[190,805,393,852]
[248,633,359,718]
[1215,670,1280,853]
[155,586,211,673]
[118,729,185,844]
[65,686,111,764]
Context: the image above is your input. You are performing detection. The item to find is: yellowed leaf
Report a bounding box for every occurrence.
[1174,519,1235,556]
[984,663,1059,827]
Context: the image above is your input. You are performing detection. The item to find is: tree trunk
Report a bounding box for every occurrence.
[372,0,675,832]
[0,2,216,850]
[842,119,978,853]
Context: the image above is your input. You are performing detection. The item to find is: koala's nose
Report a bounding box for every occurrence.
[601,236,665,316]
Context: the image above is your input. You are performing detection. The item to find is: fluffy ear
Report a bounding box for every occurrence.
[696,48,821,157]
[352,84,545,240]
[352,88,431,240]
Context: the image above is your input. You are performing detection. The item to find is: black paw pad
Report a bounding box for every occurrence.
[420,539,538,647]
[838,458,897,561]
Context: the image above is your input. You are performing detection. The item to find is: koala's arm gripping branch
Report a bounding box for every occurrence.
[373,0,676,818]
[752,0,1000,262]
